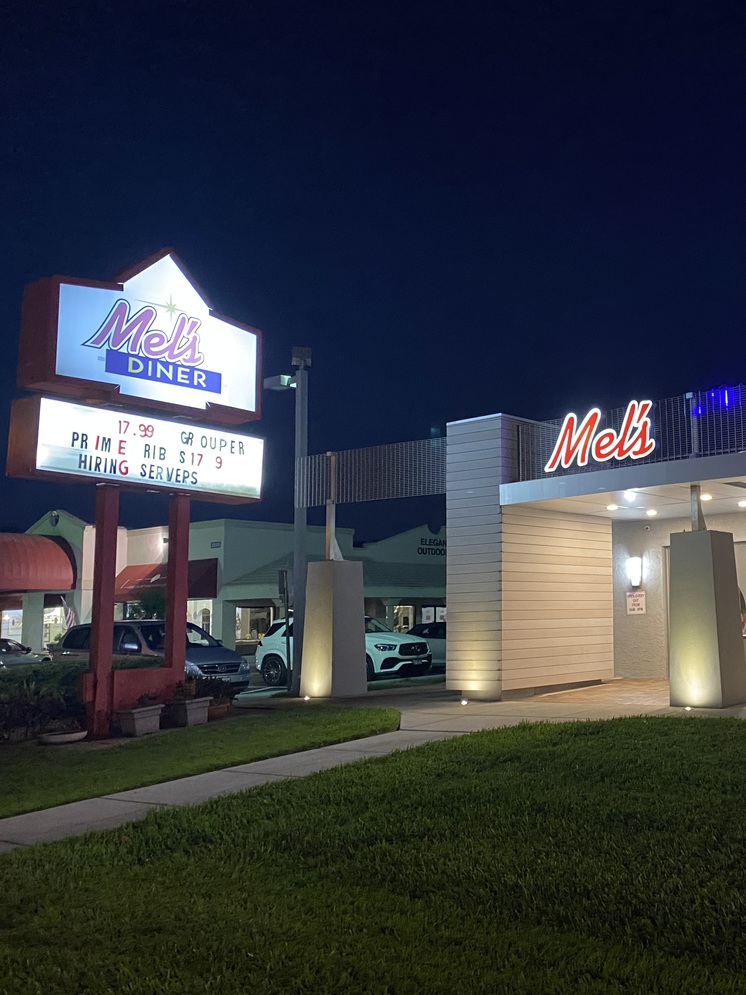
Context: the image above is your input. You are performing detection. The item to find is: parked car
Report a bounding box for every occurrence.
[255,616,431,687]
[0,638,52,667]
[407,622,446,671]
[52,621,250,688]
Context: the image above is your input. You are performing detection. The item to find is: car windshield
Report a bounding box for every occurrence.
[265,620,293,638]
[138,623,220,651]
[364,617,393,634]
[186,623,220,647]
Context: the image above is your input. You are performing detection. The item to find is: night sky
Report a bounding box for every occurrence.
[2,1,744,540]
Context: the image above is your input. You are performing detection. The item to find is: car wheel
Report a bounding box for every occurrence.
[366,655,375,682]
[261,655,287,687]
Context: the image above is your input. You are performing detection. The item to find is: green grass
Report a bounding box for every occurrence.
[2,716,746,993]
[0,705,400,818]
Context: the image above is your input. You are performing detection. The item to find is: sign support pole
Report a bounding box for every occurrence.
[291,363,309,697]
[165,493,190,681]
[88,483,120,740]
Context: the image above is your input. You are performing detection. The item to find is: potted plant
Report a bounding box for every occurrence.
[162,682,211,727]
[38,716,88,745]
[117,693,164,737]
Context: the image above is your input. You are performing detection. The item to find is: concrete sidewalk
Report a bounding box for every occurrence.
[1,679,744,852]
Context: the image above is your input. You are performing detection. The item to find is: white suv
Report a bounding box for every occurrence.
[255,616,431,687]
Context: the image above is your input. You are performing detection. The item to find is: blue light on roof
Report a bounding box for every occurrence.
[693,385,742,415]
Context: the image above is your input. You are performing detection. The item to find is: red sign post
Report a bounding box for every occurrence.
[8,250,264,738]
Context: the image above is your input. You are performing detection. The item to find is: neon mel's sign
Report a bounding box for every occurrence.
[17,250,261,425]
[544,400,656,472]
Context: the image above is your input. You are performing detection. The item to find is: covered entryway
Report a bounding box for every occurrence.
[447,389,746,703]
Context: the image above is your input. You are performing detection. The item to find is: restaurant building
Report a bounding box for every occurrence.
[0,513,446,656]
[447,387,746,704]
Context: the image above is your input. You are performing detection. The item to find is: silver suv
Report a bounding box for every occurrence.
[255,616,431,687]
[53,621,251,688]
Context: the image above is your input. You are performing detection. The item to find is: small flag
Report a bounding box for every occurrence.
[62,598,77,629]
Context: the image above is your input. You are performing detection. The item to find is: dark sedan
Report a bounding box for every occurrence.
[0,638,52,667]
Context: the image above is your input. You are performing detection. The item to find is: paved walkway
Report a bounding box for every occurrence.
[2,679,744,852]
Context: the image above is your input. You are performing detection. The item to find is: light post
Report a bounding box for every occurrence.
[264,347,311,697]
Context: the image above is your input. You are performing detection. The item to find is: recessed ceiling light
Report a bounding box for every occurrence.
[700,493,713,501]
[739,501,746,508]
[646,509,658,517]
[606,504,619,511]
[624,490,636,502]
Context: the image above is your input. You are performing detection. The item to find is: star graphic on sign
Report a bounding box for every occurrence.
[136,294,182,317]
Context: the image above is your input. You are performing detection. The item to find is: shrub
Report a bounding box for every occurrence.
[194,677,236,702]
[0,657,166,742]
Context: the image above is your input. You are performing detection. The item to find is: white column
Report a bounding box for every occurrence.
[21,592,45,650]
[301,561,367,698]
[669,530,746,707]
[446,414,514,700]
[212,599,237,650]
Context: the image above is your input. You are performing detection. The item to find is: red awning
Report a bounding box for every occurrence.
[114,559,218,601]
[114,563,167,598]
[0,534,75,593]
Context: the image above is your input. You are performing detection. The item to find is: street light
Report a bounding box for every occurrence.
[264,347,311,697]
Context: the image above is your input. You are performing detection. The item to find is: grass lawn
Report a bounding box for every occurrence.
[2,716,746,994]
[0,704,400,819]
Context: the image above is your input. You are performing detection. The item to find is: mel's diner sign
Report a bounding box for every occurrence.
[17,249,261,424]
[544,400,656,473]
[8,249,265,504]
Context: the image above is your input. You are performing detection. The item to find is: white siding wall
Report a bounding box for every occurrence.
[501,507,613,690]
[446,415,513,699]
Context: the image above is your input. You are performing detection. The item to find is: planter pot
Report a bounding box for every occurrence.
[38,730,88,745]
[164,697,211,728]
[207,702,231,721]
[117,704,164,737]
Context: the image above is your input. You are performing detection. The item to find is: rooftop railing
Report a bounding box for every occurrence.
[516,385,746,482]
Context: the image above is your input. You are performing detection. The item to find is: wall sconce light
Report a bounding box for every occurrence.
[626,556,643,588]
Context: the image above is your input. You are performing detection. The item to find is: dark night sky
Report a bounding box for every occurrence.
[2,0,744,540]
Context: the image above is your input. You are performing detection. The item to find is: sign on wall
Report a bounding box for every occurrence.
[17,250,261,425]
[6,396,264,504]
[626,591,647,615]
[545,400,656,473]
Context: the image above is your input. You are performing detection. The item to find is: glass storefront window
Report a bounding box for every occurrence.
[43,607,66,648]
[187,599,213,634]
[393,605,414,632]
[236,606,273,641]
[1,610,22,640]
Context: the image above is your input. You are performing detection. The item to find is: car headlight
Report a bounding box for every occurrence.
[239,659,249,673]
[185,662,201,677]
[373,643,397,651]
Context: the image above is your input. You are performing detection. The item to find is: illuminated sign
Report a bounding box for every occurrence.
[544,400,656,472]
[7,397,264,504]
[18,250,261,425]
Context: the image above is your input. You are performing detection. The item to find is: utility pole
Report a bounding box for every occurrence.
[264,347,311,697]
